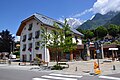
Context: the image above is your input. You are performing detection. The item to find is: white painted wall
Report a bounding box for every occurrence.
[20,19,82,62]
[20,19,47,61]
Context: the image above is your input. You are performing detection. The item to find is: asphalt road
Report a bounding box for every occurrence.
[0,68,120,80]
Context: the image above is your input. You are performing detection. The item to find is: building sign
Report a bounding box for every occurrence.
[109,48,118,50]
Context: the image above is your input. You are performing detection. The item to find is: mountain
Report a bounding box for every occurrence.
[105,12,120,26]
[66,18,83,29]
[78,11,119,30]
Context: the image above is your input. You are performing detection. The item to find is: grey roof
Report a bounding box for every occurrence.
[70,28,84,36]
[34,13,83,36]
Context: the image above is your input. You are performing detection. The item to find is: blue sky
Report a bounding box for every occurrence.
[0,0,96,36]
[0,0,120,41]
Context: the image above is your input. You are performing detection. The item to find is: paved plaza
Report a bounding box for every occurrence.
[0,59,120,76]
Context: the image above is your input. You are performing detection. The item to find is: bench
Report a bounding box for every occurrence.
[58,62,69,68]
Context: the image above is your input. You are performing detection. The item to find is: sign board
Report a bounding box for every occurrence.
[96,49,100,53]
[109,48,118,50]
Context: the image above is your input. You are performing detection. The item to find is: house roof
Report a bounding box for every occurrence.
[16,13,83,36]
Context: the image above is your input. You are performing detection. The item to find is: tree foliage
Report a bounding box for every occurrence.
[95,26,108,38]
[0,29,15,53]
[107,24,119,37]
[83,30,94,39]
[40,19,77,63]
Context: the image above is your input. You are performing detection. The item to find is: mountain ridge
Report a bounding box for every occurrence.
[77,11,120,30]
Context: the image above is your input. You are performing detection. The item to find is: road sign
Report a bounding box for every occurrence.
[96,49,100,53]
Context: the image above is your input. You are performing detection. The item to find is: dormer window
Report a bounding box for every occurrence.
[28,33,32,40]
[22,44,26,51]
[28,23,33,31]
[35,30,40,39]
[22,35,26,42]
[35,42,39,50]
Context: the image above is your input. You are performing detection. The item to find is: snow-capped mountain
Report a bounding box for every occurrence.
[66,18,83,29]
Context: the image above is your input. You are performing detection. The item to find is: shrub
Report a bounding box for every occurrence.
[51,65,64,70]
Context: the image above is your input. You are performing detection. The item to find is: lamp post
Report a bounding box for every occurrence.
[94,41,100,70]
[9,42,12,59]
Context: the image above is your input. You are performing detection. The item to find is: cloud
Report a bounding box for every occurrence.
[72,0,120,18]
[73,9,92,18]
[92,0,120,14]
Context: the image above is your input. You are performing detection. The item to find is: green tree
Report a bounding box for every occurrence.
[83,30,94,39]
[0,29,15,55]
[95,26,108,38]
[107,24,119,37]
[40,19,77,65]
[62,19,77,53]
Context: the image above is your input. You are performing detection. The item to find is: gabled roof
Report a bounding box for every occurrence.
[16,13,83,36]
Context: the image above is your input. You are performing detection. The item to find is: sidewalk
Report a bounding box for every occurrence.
[53,59,120,75]
[0,59,120,75]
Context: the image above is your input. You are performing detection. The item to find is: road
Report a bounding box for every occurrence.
[0,68,120,80]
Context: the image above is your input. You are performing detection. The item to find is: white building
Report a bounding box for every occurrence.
[16,13,83,62]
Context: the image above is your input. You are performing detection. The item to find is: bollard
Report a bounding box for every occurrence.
[8,59,11,65]
[75,67,77,71]
[113,65,116,70]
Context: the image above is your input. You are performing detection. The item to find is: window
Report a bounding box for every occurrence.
[22,35,26,42]
[35,30,40,39]
[22,44,26,51]
[75,36,78,42]
[28,33,32,40]
[35,42,39,50]
[28,23,33,31]
[28,43,32,51]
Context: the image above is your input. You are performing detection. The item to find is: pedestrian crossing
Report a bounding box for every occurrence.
[99,76,120,80]
[32,73,83,80]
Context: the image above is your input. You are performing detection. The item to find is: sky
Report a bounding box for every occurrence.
[0,0,120,41]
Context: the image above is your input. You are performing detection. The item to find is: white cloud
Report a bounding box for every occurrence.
[72,0,120,19]
[92,0,120,14]
[73,9,92,18]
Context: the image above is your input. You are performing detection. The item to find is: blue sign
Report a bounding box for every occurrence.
[96,49,100,53]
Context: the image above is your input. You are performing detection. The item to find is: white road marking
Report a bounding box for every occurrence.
[32,78,49,80]
[49,73,82,78]
[99,76,120,80]
[42,75,77,80]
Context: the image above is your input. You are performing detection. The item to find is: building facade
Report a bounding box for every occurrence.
[16,13,83,62]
